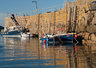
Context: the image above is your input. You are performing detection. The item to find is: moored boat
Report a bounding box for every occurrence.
[0,26,22,37]
[21,32,33,38]
[40,33,77,45]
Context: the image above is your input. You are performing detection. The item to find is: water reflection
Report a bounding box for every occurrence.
[0,37,96,68]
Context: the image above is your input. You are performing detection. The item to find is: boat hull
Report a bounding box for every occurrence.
[21,33,33,38]
[40,34,74,45]
[1,35,21,37]
[0,30,21,38]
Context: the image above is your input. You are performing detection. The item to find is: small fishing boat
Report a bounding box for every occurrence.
[0,26,33,38]
[0,26,22,37]
[0,14,34,38]
[40,33,77,44]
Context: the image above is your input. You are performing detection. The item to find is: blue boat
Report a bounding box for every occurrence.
[0,26,22,37]
[40,33,77,44]
[0,30,21,37]
[1,14,35,38]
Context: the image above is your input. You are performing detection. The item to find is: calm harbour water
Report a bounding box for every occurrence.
[0,37,96,68]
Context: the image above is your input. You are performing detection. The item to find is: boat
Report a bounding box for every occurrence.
[0,14,34,38]
[40,33,77,45]
[21,32,33,38]
[0,26,22,37]
[0,26,33,38]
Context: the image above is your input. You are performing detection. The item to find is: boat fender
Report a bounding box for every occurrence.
[43,40,46,44]
[75,35,78,38]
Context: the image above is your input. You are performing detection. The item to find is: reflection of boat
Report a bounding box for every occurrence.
[41,42,73,47]
[3,37,21,46]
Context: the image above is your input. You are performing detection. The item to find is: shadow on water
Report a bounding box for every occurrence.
[0,37,96,68]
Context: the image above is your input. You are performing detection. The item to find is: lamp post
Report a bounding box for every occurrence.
[32,1,38,14]
[32,1,40,60]
[32,1,40,38]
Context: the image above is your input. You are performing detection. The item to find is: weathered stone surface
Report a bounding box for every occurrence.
[84,32,90,40]
[90,34,96,41]
[5,9,68,34]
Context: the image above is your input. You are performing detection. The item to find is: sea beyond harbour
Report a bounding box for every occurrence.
[0,36,96,68]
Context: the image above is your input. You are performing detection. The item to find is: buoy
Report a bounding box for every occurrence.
[75,35,78,38]
[43,40,46,44]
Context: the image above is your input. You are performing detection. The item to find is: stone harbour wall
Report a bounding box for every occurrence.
[4,0,96,43]
[5,9,67,34]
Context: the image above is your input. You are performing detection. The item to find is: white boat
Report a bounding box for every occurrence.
[21,32,33,38]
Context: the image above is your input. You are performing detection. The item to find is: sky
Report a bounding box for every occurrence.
[0,0,75,26]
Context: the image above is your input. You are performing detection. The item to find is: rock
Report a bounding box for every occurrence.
[86,12,94,26]
[90,34,96,41]
[84,32,90,40]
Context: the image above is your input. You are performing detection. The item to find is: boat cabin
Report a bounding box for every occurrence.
[8,26,22,31]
